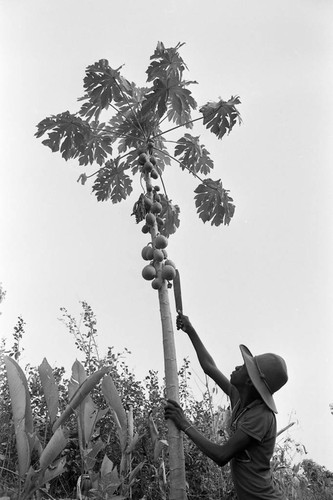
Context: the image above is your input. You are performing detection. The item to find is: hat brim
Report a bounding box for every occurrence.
[240,344,278,413]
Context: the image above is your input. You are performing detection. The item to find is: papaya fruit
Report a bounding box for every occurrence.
[153,249,164,262]
[146,213,156,226]
[151,277,163,290]
[155,234,168,249]
[161,265,176,281]
[151,202,162,214]
[142,265,156,281]
[138,153,148,165]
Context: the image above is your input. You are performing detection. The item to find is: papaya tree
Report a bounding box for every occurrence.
[35,41,241,500]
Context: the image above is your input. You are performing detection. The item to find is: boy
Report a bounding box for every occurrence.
[164,313,288,500]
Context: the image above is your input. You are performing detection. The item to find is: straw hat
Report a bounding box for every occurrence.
[240,345,288,413]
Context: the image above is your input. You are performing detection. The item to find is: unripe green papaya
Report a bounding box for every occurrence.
[142,265,156,281]
[161,265,176,281]
[146,212,156,226]
[155,234,168,249]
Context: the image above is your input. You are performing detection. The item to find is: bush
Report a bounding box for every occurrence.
[1,303,332,500]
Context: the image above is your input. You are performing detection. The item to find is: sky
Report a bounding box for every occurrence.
[1,0,333,471]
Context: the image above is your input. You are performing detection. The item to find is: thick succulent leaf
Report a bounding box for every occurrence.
[92,159,133,203]
[102,375,127,453]
[78,59,132,120]
[128,461,145,488]
[23,457,67,499]
[174,133,214,175]
[158,194,180,237]
[42,457,66,484]
[199,96,242,139]
[194,179,235,226]
[79,396,98,448]
[148,412,159,446]
[53,365,109,432]
[39,427,69,470]
[84,438,106,470]
[146,41,187,82]
[38,358,59,425]
[68,359,87,401]
[4,356,32,477]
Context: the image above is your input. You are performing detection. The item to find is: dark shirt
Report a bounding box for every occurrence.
[230,399,286,499]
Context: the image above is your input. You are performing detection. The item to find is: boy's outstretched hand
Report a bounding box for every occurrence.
[176,312,193,333]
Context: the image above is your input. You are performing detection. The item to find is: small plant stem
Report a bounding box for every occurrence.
[153,146,205,184]
[276,422,295,438]
[152,116,203,139]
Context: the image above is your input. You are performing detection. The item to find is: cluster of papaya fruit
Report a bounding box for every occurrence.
[139,141,176,290]
[141,237,176,290]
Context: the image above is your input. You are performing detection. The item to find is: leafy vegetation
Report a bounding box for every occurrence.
[35,41,239,232]
[1,304,332,499]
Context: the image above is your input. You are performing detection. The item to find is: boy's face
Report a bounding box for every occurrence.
[230,363,251,387]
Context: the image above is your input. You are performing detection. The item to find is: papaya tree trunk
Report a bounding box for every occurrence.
[158,284,187,500]
[143,173,186,499]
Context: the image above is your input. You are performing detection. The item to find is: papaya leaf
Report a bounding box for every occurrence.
[141,78,169,118]
[78,59,132,120]
[158,194,180,237]
[194,179,235,226]
[108,110,148,153]
[35,112,91,159]
[199,96,242,139]
[146,41,187,82]
[142,77,197,124]
[4,356,32,477]
[174,133,214,175]
[131,193,147,224]
[102,375,127,453]
[35,112,112,165]
[78,121,113,166]
[38,358,59,425]
[166,81,197,127]
[92,159,133,203]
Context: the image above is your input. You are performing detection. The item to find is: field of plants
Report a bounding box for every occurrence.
[1,302,333,499]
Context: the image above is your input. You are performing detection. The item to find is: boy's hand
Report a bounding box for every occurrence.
[164,399,189,431]
[176,312,193,333]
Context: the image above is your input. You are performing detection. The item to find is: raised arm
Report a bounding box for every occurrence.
[176,313,234,399]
